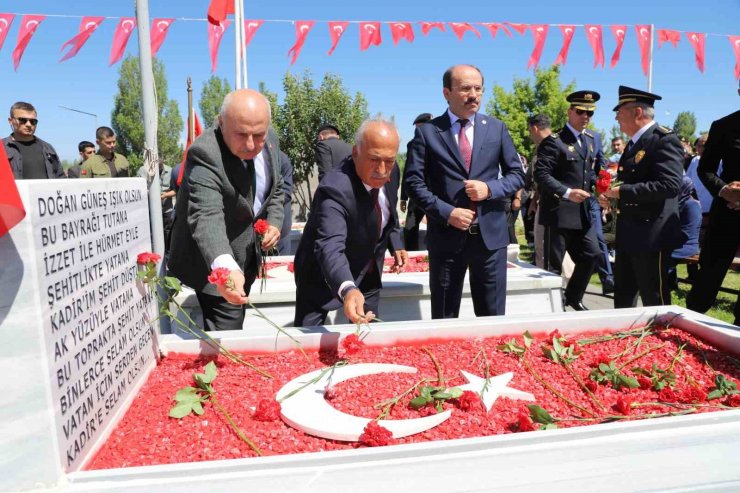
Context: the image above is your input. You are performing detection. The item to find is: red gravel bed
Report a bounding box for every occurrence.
[87,326,740,470]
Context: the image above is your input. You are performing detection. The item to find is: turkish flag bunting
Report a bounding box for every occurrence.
[389,22,414,45]
[479,23,512,38]
[60,16,104,62]
[553,25,576,65]
[729,35,740,80]
[359,22,382,51]
[505,22,528,35]
[177,112,204,186]
[12,15,45,71]
[0,143,26,239]
[685,32,706,72]
[327,21,349,55]
[448,22,480,41]
[609,25,627,68]
[110,17,136,65]
[527,24,549,70]
[658,29,681,48]
[0,14,15,51]
[635,25,652,75]
[288,20,315,63]
[150,18,175,56]
[419,22,445,36]
[584,24,605,68]
[207,0,235,26]
[243,20,263,48]
[208,20,231,72]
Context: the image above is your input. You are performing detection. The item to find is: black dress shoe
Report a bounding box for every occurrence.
[602,279,615,295]
[564,300,589,311]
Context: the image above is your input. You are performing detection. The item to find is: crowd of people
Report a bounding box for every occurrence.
[6,66,738,330]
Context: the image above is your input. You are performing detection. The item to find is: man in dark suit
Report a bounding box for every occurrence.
[535,91,602,311]
[294,119,407,326]
[400,112,433,251]
[315,123,352,181]
[687,83,740,325]
[405,64,525,318]
[168,89,284,331]
[599,86,683,308]
[276,151,294,255]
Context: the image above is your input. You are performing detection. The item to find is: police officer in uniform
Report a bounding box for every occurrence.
[534,90,602,310]
[599,86,683,308]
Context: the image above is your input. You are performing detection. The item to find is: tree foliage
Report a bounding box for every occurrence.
[111,55,183,175]
[485,66,576,160]
[199,75,231,128]
[262,71,368,218]
[672,111,697,142]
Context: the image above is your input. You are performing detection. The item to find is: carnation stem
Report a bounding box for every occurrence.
[564,362,606,411]
[248,301,309,362]
[522,356,596,418]
[277,360,348,403]
[210,393,262,456]
[374,378,431,420]
[617,343,666,371]
[422,347,444,385]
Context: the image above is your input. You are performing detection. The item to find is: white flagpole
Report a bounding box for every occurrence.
[241,0,248,88]
[647,24,654,92]
[234,0,242,89]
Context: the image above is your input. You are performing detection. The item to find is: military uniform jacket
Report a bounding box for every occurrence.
[534,127,600,230]
[615,123,684,253]
[80,152,130,178]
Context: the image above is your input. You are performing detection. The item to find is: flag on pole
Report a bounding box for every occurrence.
[207,0,235,26]
[177,112,204,186]
[0,143,25,238]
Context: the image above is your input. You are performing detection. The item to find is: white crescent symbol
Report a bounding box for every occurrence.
[85,21,98,31]
[393,23,405,29]
[364,24,375,33]
[157,20,170,32]
[691,35,698,42]
[333,25,344,33]
[588,27,599,36]
[299,24,310,33]
[735,39,740,48]
[616,29,624,38]
[565,28,573,35]
[26,20,39,30]
[0,18,8,30]
[537,27,543,32]
[639,28,648,38]
[248,22,259,29]
[122,20,134,32]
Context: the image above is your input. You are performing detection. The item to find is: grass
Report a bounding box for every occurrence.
[514,221,738,324]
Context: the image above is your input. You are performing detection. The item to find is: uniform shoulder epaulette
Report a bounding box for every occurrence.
[582,130,593,138]
[657,125,672,135]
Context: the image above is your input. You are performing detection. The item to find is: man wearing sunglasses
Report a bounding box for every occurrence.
[534,91,603,311]
[3,101,64,179]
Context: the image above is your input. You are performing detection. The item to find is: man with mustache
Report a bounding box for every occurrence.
[294,118,407,326]
[405,64,525,318]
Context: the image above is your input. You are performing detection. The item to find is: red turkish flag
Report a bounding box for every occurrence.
[0,14,15,51]
[389,22,414,45]
[479,23,511,38]
[12,15,45,71]
[359,22,382,51]
[609,25,627,68]
[60,16,104,62]
[243,20,263,48]
[635,25,652,75]
[419,22,445,36]
[527,24,549,70]
[109,17,136,65]
[686,32,706,73]
[658,29,681,48]
[448,23,480,41]
[288,20,315,63]
[0,143,25,239]
[150,18,174,56]
[584,24,605,68]
[178,113,204,186]
[207,0,235,26]
[208,20,231,72]
[553,25,576,65]
[729,35,740,80]
[327,21,349,55]
[505,22,528,35]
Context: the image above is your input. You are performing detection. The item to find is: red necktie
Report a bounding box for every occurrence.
[458,118,472,172]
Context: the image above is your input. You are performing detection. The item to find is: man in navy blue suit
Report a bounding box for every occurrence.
[405,64,525,318]
[294,118,407,327]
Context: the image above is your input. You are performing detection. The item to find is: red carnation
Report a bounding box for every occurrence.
[254,219,269,236]
[725,394,740,407]
[585,380,598,393]
[287,262,295,273]
[614,395,633,415]
[516,411,537,432]
[207,267,231,286]
[359,420,392,447]
[137,252,161,265]
[456,391,483,412]
[637,376,652,390]
[253,398,281,422]
[548,329,562,339]
[679,386,707,404]
[658,387,677,402]
[596,169,612,194]
[341,333,365,355]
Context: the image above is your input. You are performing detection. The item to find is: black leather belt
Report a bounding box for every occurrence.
[467,224,481,235]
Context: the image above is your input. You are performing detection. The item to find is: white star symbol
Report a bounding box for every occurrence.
[454,371,535,411]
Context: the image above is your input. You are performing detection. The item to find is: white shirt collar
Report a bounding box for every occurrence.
[565,122,582,139]
[630,120,657,145]
[447,108,475,127]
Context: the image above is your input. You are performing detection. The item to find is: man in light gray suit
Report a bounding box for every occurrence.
[168,89,284,331]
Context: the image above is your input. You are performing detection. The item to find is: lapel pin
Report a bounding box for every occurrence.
[481,119,487,125]
[635,150,646,163]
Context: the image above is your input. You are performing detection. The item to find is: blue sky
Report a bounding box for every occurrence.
[1,0,738,162]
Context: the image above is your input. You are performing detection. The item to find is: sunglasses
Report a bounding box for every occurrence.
[575,109,594,117]
[14,117,38,126]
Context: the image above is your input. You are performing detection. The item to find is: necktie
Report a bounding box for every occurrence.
[576,134,583,148]
[626,140,634,152]
[457,119,472,172]
[246,159,256,202]
[371,188,381,242]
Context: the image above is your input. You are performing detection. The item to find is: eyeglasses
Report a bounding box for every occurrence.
[575,109,594,117]
[454,85,484,95]
[14,117,38,126]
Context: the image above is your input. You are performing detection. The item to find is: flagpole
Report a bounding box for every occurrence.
[233,0,242,89]
[647,24,654,92]
[187,77,194,142]
[241,0,248,88]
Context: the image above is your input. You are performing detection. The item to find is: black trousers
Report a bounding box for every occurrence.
[195,291,246,332]
[543,225,599,303]
[614,249,673,308]
[403,203,426,251]
[294,288,381,327]
[429,233,507,319]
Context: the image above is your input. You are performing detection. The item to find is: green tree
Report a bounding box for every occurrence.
[672,111,697,142]
[485,66,575,160]
[111,55,183,175]
[199,75,231,128]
